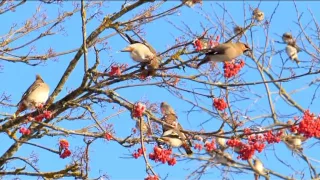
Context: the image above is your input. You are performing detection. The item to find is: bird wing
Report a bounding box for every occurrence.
[205,43,231,56]
[162,131,181,139]
[17,81,41,106]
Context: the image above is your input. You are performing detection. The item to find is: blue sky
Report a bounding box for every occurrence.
[1,1,320,180]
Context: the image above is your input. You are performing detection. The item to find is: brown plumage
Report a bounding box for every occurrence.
[197,42,251,68]
[283,134,306,152]
[252,8,264,22]
[159,129,193,155]
[216,130,227,151]
[254,159,265,180]
[282,32,301,52]
[159,102,193,155]
[14,74,50,118]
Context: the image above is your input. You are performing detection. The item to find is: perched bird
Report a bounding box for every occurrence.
[160,102,193,154]
[253,158,265,180]
[197,42,251,68]
[158,129,193,155]
[252,8,264,22]
[160,102,179,132]
[14,74,50,118]
[233,26,245,36]
[121,34,155,63]
[286,44,300,65]
[283,134,306,152]
[182,0,202,7]
[121,33,159,76]
[216,130,227,151]
[282,32,301,52]
[213,150,233,166]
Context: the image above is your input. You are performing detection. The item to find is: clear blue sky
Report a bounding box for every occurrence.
[1,1,320,180]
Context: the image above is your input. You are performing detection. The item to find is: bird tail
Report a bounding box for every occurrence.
[196,57,210,68]
[182,142,193,155]
[125,33,136,44]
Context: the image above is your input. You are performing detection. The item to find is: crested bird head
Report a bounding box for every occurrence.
[282,32,293,39]
[36,74,44,82]
[121,45,135,52]
[237,42,252,53]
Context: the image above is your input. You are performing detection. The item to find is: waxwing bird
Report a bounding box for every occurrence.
[253,158,265,180]
[216,130,227,151]
[252,8,264,22]
[121,33,160,76]
[282,32,301,52]
[160,102,193,152]
[158,129,193,155]
[213,150,233,166]
[182,0,202,7]
[160,102,177,116]
[286,44,300,65]
[283,134,306,152]
[14,74,50,118]
[160,102,179,132]
[197,42,251,68]
[121,34,155,63]
[233,26,245,36]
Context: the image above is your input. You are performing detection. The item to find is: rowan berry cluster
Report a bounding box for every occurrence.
[19,127,31,135]
[227,128,283,160]
[59,139,71,159]
[109,64,128,76]
[132,148,145,159]
[132,102,146,118]
[295,110,320,138]
[144,175,159,180]
[194,143,203,151]
[149,146,176,166]
[34,110,52,122]
[204,140,216,152]
[105,132,113,141]
[213,98,227,111]
[193,36,220,51]
[223,60,245,78]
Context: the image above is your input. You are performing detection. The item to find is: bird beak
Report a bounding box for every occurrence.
[245,48,252,52]
[121,46,133,52]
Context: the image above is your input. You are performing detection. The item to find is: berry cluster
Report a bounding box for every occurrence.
[34,110,52,122]
[227,128,283,160]
[144,175,159,180]
[149,146,176,166]
[132,148,145,159]
[194,143,203,151]
[193,36,220,51]
[105,132,113,141]
[296,110,320,138]
[59,139,71,159]
[213,98,227,111]
[109,64,127,76]
[132,102,146,118]
[264,130,283,144]
[19,127,31,135]
[204,140,216,152]
[223,59,245,78]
